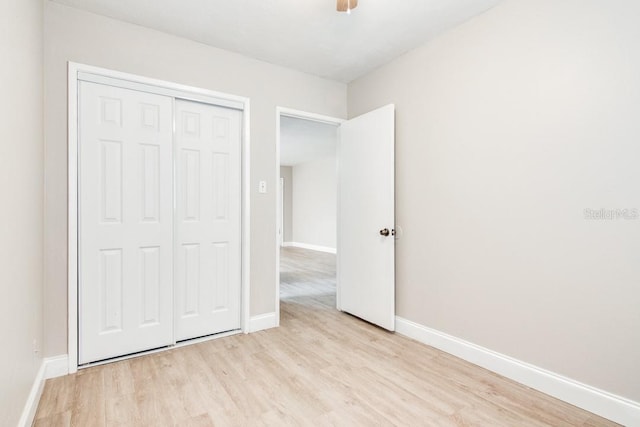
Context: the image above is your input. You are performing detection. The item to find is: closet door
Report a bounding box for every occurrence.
[175,100,242,341]
[79,82,174,364]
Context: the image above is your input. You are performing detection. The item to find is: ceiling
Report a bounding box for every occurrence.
[50,0,501,82]
[280,117,337,166]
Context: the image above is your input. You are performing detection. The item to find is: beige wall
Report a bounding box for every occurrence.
[280,166,293,243]
[349,0,640,402]
[0,0,44,424]
[292,158,337,249]
[43,2,346,357]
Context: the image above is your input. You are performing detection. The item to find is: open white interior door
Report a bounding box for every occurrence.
[337,104,395,331]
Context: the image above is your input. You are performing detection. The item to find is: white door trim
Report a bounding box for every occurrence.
[68,62,251,374]
[275,107,344,326]
[279,177,285,247]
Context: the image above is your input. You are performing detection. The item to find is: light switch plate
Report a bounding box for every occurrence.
[259,180,267,194]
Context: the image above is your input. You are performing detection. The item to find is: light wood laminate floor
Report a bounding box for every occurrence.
[34,247,618,426]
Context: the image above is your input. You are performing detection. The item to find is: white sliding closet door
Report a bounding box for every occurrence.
[175,100,242,341]
[79,82,174,364]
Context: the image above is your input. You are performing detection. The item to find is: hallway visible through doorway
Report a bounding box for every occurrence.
[279,247,336,310]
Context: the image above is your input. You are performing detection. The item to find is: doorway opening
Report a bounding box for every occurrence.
[275,108,343,325]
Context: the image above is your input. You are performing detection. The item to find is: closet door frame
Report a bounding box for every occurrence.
[67,62,251,374]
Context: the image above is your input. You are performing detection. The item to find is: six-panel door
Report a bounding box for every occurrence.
[174,100,242,341]
[79,82,174,364]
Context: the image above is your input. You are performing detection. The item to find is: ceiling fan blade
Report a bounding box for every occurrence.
[337,0,358,12]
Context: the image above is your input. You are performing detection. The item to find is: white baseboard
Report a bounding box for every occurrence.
[17,360,46,427]
[395,317,640,426]
[17,355,69,427]
[44,355,69,380]
[282,242,336,254]
[248,312,278,333]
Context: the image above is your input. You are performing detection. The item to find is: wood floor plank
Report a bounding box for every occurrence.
[103,361,135,398]
[34,247,620,426]
[33,411,71,427]
[34,374,76,420]
[105,393,141,426]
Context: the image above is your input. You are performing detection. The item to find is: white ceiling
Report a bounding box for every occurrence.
[50,0,501,82]
[280,117,337,166]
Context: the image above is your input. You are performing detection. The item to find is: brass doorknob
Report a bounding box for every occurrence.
[379,228,390,236]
